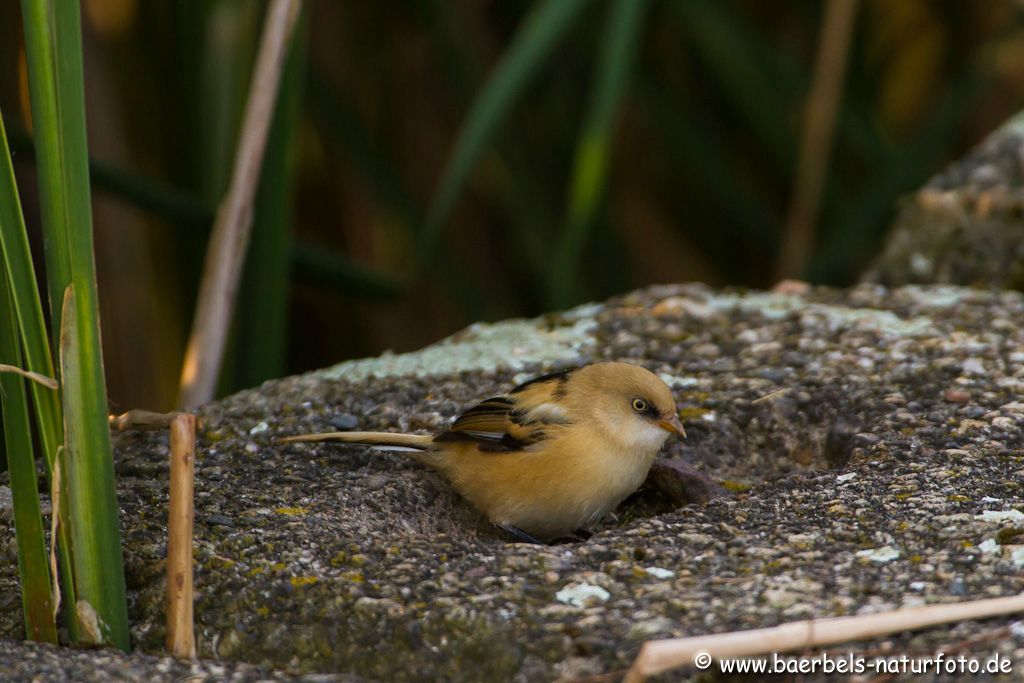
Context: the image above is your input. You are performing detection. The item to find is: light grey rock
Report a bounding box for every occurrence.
[3,283,1024,681]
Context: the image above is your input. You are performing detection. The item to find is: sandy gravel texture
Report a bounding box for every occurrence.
[2,282,1024,681]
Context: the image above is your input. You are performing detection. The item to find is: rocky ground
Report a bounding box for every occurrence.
[865,111,1024,289]
[2,282,1024,681]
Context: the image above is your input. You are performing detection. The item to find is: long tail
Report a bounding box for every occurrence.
[277,431,433,451]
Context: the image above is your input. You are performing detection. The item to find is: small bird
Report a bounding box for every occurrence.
[278,362,685,543]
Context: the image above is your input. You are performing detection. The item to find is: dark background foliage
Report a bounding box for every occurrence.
[1,0,1022,411]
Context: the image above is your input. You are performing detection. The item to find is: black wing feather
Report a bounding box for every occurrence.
[510,367,574,396]
[433,380,570,452]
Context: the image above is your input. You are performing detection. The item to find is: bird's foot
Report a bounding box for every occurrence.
[496,524,546,545]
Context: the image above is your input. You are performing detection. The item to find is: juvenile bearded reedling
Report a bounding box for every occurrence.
[278,362,686,543]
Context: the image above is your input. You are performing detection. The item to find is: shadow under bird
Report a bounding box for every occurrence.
[278,362,686,543]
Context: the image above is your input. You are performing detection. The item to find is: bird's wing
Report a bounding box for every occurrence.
[434,370,576,452]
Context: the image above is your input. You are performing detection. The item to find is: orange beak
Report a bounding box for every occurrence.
[658,413,687,439]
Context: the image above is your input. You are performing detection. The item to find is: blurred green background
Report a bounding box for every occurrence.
[1,0,1023,412]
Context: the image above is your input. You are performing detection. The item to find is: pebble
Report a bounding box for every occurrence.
[855,547,900,564]
[763,588,800,609]
[203,515,235,528]
[976,510,1024,524]
[627,617,676,640]
[329,413,360,430]
[961,358,986,375]
[555,583,610,608]
[944,388,971,403]
[643,567,675,579]
[991,416,1015,430]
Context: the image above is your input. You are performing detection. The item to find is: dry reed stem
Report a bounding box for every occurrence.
[775,0,858,281]
[178,0,303,408]
[109,409,180,431]
[0,363,57,389]
[751,387,791,404]
[166,412,197,659]
[48,454,61,621]
[623,593,1024,682]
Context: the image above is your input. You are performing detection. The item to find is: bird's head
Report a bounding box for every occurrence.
[571,362,685,454]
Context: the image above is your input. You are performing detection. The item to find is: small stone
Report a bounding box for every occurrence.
[976,510,1024,524]
[944,389,971,403]
[248,421,269,435]
[651,296,714,319]
[991,416,1015,430]
[329,414,360,430]
[763,589,799,609]
[692,343,720,359]
[202,515,235,528]
[978,538,1000,554]
[749,341,783,356]
[962,358,986,376]
[901,595,926,609]
[855,546,900,564]
[354,597,401,616]
[957,418,988,432]
[734,328,759,344]
[216,627,244,658]
[756,367,788,383]
[962,406,987,419]
[645,459,726,506]
[555,583,610,608]
[554,657,604,680]
[644,567,675,580]
[504,555,530,571]
[772,279,811,295]
[782,602,816,618]
[628,617,676,640]
[787,533,817,548]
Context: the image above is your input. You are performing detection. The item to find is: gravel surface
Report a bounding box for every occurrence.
[2,282,1024,681]
[0,638,357,682]
[865,111,1024,288]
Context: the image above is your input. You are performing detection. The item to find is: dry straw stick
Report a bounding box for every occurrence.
[47,456,62,622]
[774,0,858,281]
[178,0,303,408]
[623,593,1024,682]
[166,413,197,658]
[109,409,179,432]
[0,364,57,389]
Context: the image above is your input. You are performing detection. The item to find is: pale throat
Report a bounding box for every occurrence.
[594,407,670,456]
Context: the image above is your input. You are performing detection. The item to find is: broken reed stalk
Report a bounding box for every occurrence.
[48,455,62,622]
[622,593,1024,682]
[166,412,197,659]
[178,0,303,409]
[109,409,180,432]
[774,0,858,281]
[0,363,57,389]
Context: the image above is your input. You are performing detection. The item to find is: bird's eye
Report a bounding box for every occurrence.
[632,398,648,413]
